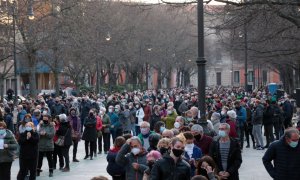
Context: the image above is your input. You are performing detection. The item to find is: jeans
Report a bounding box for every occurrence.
[264,124,274,146]
[252,124,264,147]
[85,141,96,157]
[53,145,64,169]
[61,146,70,168]
[0,162,13,180]
[103,133,110,152]
[37,151,53,173]
[17,158,37,180]
[274,124,283,140]
[73,140,79,160]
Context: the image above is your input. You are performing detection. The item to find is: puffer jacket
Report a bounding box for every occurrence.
[82,115,97,142]
[252,104,264,125]
[150,154,191,180]
[18,130,39,159]
[0,129,18,163]
[56,122,72,147]
[163,112,178,129]
[106,146,125,177]
[116,143,148,180]
[38,122,55,152]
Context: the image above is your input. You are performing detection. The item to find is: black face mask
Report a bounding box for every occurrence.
[89,112,94,117]
[172,148,184,157]
[43,120,49,124]
[194,134,202,141]
[159,147,169,155]
[198,168,209,179]
[147,161,155,169]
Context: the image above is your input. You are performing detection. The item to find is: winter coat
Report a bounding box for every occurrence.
[82,115,97,142]
[178,102,189,115]
[96,116,103,131]
[69,115,81,141]
[262,137,300,180]
[143,105,151,122]
[137,131,156,147]
[283,100,293,119]
[101,114,111,134]
[119,110,132,132]
[106,146,125,177]
[38,122,55,152]
[252,104,264,125]
[80,101,91,120]
[51,103,65,116]
[150,154,191,180]
[184,145,203,177]
[0,129,18,163]
[108,112,121,131]
[18,130,39,159]
[56,122,72,147]
[209,138,242,180]
[4,114,14,133]
[226,119,238,138]
[136,108,145,126]
[116,143,148,180]
[263,105,275,125]
[17,110,27,123]
[149,113,161,131]
[163,112,178,129]
[235,107,247,128]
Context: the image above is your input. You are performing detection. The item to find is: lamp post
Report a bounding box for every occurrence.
[196,0,209,132]
[243,24,248,92]
[11,0,17,105]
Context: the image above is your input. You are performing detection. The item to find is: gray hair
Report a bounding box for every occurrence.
[220,123,231,130]
[191,124,203,133]
[130,136,142,145]
[284,128,299,139]
[140,121,150,128]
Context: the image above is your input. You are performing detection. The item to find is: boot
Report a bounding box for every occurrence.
[62,167,70,172]
[49,170,53,177]
[36,170,40,177]
[73,158,80,162]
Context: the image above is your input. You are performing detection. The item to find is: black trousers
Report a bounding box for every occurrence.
[53,145,64,168]
[245,125,255,146]
[284,117,292,129]
[37,151,53,173]
[95,134,103,154]
[103,133,111,152]
[85,141,96,157]
[17,158,37,180]
[237,126,245,149]
[61,146,70,168]
[264,124,274,146]
[0,162,13,180]
[73,140,79,159]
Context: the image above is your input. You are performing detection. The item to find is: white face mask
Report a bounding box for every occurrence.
[167,110,172,115]
[174,122,181,129]
[131,148,140,155]
[221,110,226,115]
[108,109,113,113]
[185,143,194,150]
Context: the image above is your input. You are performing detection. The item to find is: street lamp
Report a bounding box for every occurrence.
[196,0,209,134]
[28,0,34,20]
[105,32,111,41]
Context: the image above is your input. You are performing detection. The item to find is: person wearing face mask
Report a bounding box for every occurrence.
[153,121,165,134]
[0,121,18,180]
[157,138,171,155]
[137,122,155,150]
[220,107,228,123]
[17,122,39,180]
[184,110,194,125]
[143,150,162,180]
[234,101,247,150]
[263,128,300,180]
[100,107,111,154]
[68,108,81,162]
[80,97,91,132]
[174,95,182,116]
[51,97,66,117]
[192,124,213,155]
[173,116,185,132]
[128,102,137,136]
[196,155,218,180]
[37,115,55,177]
[162,105,177,129]
[225,110,238,139]
[150,105,161,131]
[178,97,189,115]
[183,132,202,177]
[116,136,148,180]
[209,123,242,180]
[151,137,191,180]
[82,109,97,160]
[143,99,151,122]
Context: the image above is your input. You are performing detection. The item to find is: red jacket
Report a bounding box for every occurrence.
[96,116,103,131]
[143,105,151,122]
[226,119,238,138]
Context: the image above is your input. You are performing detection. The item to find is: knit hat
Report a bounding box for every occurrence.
[227,110,237,119]
[59,114,67,122]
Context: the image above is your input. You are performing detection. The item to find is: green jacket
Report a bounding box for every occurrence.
[102,114,111,133]
[163,112,178,129]
[0,129,18,163]
[138,131,155,146]
[38,123,55,152]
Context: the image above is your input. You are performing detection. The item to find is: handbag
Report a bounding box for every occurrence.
[72,131,80,140]
[55,128,69,146]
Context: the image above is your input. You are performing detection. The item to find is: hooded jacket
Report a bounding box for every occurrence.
[116,143,148,180]
[38,122,55,152]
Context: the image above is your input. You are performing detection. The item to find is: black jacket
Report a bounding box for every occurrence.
[51,103,65,116]
[106,149,125,177]
[150,113,161,131]
[82,116,97,142]
[262,137,300,180]
[18,131,39,159]
[56,122,72,147]
[150,154,191,180]
[263,105,275,125]
[209,138,242,180]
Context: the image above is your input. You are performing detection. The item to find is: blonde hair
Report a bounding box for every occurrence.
[157,138,171,149]
[176,133,186,144]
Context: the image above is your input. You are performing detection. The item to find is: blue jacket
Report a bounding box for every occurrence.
[17,110,27,123]
[108,112,121,130]
[236,107,247,127]
[184,145,202,177]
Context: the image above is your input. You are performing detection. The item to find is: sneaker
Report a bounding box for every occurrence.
[94,154,97,157]
[90,157,93,160]
[246,145,250,148]
[257,147,264,150]
[84,156,89,160]
[49,172,53,177]
[73,159,80,162]
[62,168,70,172]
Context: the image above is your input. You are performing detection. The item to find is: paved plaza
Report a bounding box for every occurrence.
[11,140,272,180]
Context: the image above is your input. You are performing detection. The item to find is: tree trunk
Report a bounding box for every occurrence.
[28,54,37,98]
[0,77,4,102]
[157,68,162,89]
[54,71,60,97]
[184,70,190,88]
[176,69,180,87]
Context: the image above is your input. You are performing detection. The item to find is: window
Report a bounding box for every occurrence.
[234,71,240,83]
[263,70,268,84]
[248,71,253,82]
[215,48,222,61]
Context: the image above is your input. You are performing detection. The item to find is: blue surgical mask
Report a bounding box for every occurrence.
[289,141,298,148]
[25,127,33,131]
[0,129,5,135]
[160,126,166,133]
[218,130,227,137]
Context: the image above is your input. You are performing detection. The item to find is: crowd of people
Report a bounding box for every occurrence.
[0,87,299,180]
